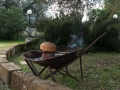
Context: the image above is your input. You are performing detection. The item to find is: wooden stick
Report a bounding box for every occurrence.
[82,32,107,55]
[68,32,84,45]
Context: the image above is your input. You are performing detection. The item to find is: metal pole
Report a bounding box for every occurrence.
[79,56,83,81]
[28,14,31,37]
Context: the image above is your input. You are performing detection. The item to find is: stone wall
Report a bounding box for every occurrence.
[0,39,72,90]
[11,71,71,90]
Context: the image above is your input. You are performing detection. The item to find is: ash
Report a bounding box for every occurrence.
[32,57,42,61]
[31,53,65,61]
[55,53,65,56]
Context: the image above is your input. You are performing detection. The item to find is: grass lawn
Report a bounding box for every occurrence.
[0,40,25,50]
[10,52,120,90]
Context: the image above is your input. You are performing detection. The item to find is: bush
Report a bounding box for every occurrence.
[0,6,26,40]
[95,27,120,52]
[36,16,74,45]
[83,9,120,52]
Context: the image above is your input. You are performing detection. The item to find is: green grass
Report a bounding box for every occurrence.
[0,40,25,50]
[10,52,120,90]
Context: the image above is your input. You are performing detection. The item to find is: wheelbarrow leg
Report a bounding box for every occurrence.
[65,66,68,74]
[25,60,41,78]
[48,66,56,82]
[61,69,78,81]
[79,56,83,81]
[39,67,47,74]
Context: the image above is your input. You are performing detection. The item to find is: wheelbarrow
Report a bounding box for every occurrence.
[23,32,107,82]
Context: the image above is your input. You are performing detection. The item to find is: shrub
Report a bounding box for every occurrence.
[83,9,120,52]
[36,16,74,45]
[0,6,26,40]
[95,27,120,52]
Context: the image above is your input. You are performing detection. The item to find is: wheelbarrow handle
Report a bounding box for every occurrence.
[68,32,84,46]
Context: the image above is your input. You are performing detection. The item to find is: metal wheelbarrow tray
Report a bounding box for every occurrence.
[23,32,107,82]
[23,46,82,82]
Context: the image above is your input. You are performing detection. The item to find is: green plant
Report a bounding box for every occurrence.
[83,9,120,52]
[29,35,46,50]
[0,6,26,40]
[36,17,73,45]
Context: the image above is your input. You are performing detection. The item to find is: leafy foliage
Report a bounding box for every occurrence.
[105,0,120,15]
[0,6,26,40]
[84,9,120,52]
[36,10,91,46]
[36,16,73,45]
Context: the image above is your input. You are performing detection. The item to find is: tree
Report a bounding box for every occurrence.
[34,0,104,20]
[0,0,48,22]
[104,0,120,15]
[104,0,120,35]
[0,6,26,40]
[0,0,18,9]
[83,9,120,51]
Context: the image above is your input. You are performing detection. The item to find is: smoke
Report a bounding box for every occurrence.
[68,34,83,52]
